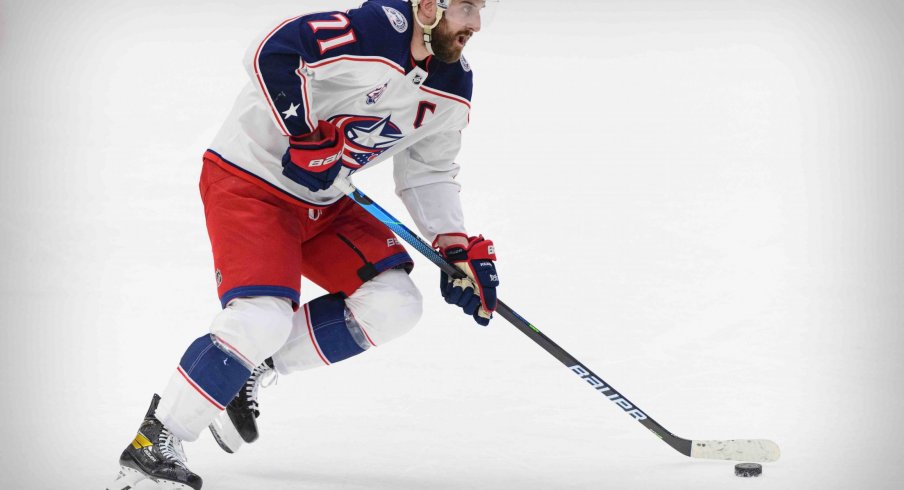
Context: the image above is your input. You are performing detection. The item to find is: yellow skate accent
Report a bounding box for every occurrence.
[130,433,153,449]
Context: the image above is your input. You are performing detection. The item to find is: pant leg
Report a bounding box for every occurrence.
[271,198,421,374]
[154,158,308,441]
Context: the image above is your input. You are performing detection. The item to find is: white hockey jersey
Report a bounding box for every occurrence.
[206,0,472,240]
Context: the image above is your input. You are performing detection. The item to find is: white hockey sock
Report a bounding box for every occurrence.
[272,270,422,374]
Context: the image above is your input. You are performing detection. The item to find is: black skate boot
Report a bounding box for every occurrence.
[209,358,276,453]
[107,394,203,490]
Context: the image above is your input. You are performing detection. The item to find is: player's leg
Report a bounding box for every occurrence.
[110,158,304,488]
[155,295,294,440]
[273,268,422,372]
[277,196,420,371]
[209,198,420,452]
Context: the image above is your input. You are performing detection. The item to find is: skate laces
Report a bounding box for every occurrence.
[158,428,188,465]
[244,363,277,418]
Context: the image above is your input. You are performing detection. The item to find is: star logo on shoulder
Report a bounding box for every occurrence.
[282,103,300,120]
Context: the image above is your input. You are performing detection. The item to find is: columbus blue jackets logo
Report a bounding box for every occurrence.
[460,55,471,72]
[382,6,408,33]
[330,115,404,169]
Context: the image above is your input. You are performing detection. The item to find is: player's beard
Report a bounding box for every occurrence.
[430,18,471,63]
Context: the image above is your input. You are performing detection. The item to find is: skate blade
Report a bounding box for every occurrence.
[107,466,145,490]
[108,465,198,490]
[208,412,242,454]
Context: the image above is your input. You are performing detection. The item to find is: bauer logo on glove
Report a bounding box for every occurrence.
[434,234,499,326]
[281,119,348,192]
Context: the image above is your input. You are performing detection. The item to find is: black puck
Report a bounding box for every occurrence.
[734,463,763,477]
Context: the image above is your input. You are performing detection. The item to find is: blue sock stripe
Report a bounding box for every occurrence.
[183,341,216,374]
[179,335,252,407]
[308,294,366,364]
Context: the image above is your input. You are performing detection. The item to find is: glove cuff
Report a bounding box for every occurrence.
[289,120,343,150]
[465,236,496,261]
[432,232,470,251]
[436,234,496,262]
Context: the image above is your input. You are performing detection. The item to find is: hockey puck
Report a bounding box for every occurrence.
[734,463,763,477]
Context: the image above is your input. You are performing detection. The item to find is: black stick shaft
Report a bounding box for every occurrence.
[494,302,692,456]
[343,186,693,457]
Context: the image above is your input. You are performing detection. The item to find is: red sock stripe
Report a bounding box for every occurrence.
[176,366,226,410]
[305,304,331,366]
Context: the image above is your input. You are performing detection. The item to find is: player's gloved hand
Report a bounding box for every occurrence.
[281,120,347,192]
[435,234,499,326]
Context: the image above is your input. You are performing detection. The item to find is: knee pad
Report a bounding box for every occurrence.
[271,271,422,374]
[209,296,294,369]
[345,269,423,346]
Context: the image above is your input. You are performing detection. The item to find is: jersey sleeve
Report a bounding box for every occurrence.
[242,12,355,137]
[243,3,410,138]
[393,130,467,241]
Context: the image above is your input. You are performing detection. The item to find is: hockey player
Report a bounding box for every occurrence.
[108,1,498,488]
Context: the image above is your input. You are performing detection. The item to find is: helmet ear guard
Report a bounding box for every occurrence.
[411,0,499,55]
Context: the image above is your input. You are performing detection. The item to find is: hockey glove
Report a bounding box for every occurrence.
[436,234,499,326]
[281,120,347,192]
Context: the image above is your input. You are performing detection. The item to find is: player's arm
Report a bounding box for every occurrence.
[394,131,499,326]
[243,11,361,191]
[393,130,467,242]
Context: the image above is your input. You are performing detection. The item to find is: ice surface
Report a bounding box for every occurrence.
[1,1,903,489]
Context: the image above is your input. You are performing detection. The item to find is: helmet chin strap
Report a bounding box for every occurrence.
[411,1,446,56]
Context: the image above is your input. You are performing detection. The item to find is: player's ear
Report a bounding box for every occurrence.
[415,0,438,22]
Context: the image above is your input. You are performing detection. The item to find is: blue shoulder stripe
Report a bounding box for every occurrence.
[254,1,416,136]
[423,55,474,102]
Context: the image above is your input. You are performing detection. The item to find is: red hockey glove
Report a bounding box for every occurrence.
[281,120,347,192]
[435,234,499,326]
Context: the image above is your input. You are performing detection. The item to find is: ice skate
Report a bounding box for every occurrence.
[108,394,202,490]
[209,359,276,453]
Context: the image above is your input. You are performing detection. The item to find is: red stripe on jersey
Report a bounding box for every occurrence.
[308,55,405,75]
[254,16,303,137]
[419,86,472,110]
[294,66,316,131]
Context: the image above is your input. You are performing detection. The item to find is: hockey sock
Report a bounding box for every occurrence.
[273,293,372,372]
[305,293,371,364]
[156,335,252,441]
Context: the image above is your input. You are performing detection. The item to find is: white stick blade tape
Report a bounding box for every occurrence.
[690,439,781,462]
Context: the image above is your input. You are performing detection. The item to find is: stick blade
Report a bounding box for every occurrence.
[690,439,781,462]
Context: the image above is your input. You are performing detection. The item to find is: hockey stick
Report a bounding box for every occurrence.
[333,179,780,463]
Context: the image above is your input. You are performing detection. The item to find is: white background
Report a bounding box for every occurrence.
[1,0,902,488]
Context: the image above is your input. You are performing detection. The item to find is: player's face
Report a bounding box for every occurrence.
[431,0,485,63]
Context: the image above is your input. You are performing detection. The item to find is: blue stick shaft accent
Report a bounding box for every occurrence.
[346,190,463,277]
